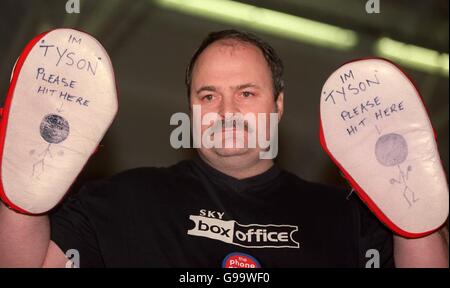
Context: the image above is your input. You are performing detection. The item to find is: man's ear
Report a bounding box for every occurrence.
[275,92,284,121]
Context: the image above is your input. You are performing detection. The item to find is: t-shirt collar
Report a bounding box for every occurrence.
[192,156,282,193]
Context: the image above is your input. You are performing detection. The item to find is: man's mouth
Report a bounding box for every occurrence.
[211,117,253,134]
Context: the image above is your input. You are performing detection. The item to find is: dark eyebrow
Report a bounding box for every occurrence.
[196,86,217,95]
[195,83,260,95]
[234,83,261,90]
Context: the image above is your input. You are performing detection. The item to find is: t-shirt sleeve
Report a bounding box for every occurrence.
[353,196,395,268]
[49,183,105,267]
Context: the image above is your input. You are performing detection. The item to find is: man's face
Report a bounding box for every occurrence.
[190,40,283,164]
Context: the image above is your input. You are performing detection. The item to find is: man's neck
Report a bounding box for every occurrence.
[198,153,274,180]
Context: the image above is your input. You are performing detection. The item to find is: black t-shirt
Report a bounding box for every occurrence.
[50,158,394,267]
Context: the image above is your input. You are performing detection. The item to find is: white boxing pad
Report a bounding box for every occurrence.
[319,58,448,238]
[0,29,118,214]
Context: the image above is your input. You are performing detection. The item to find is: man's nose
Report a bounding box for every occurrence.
[218,95,239,117]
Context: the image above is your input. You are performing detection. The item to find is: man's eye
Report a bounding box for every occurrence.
[241,91,254,98]
[202,95,214,101]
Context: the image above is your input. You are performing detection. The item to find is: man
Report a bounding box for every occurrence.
[0,29,448,267]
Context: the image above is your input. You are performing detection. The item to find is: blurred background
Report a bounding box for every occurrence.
[0,0,448,191]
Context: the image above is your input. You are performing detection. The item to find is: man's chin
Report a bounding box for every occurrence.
[213,147,250,157]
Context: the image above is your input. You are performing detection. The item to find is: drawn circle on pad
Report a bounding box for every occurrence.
[375,133,408,167]
[39,114,70,144]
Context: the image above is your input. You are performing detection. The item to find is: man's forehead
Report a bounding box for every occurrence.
[190,39,272,92]
[192,40,269,79]
[200,39,263,60]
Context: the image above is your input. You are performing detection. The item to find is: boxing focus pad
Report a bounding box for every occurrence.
[0,29,118,214]
[320,58,448,238]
